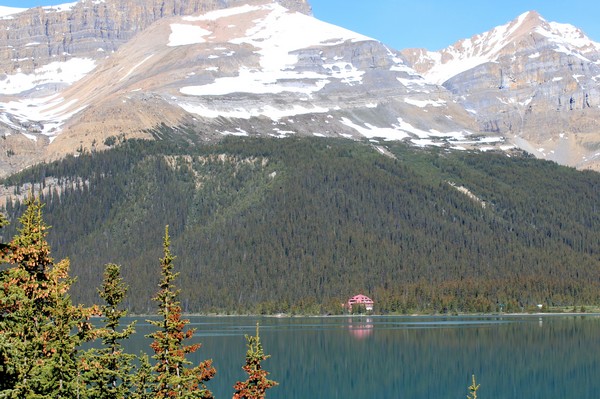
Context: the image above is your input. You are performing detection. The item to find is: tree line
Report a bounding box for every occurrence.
[0,196,276,398]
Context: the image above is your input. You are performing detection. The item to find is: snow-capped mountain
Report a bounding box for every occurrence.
[402,11,600,169]
[0,0,484,175]
[2,3,600,175]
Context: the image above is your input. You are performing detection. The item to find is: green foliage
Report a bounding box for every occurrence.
[2,136,600,314]
[104,136,117,147]
[0,200,237,398]
[0,196,95,398]
[131,352,154,399]
[146,226,216,398]
[81,263,137,399]
[8,196,52,278]
[2,197,282,399]
[232,323,277,399]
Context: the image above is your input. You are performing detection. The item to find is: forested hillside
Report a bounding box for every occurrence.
[1,136,599,314]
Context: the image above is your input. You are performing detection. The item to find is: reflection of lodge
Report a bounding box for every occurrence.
[348,317,373,339]
[345,294,374,312]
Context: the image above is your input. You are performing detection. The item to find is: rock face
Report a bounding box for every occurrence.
[0,0,484,176]
[402,11,600,170]
[0,0,311,75]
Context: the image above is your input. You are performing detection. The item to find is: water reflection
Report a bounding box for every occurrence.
[347,317,373,340]
[119,315,600,399]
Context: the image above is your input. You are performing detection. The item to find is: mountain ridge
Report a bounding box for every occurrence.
[1,3,600,174]
[1,0,490,176]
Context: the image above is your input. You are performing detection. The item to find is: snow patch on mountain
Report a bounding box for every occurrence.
[180,102,329,120]
[0,58,96,95]
[179,3,373,98]
[534,21,600,61]
[323,62,364,85]
[340,116,471,143]
[544,21,600,53]
[1,95,87,139]
[180,68,330,96]
[42,2,79,13]
[168,24,211,46]
[229,3,373,71]
[183,4,262,22]
[0,6,26,18]
[404,98,446,108]
[118,54,153,82]
[340,118,409,141]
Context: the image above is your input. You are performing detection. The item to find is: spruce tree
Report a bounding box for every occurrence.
[81,263,137,399]
[131,352,154,399]
[147,226,216,398]
[0,196,95,398]
[37,258,96,398]
[232,323,277,399]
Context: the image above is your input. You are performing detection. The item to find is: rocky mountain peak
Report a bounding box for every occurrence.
[513,10,544,33]
[401,10,600,170]
[401,10,600,86]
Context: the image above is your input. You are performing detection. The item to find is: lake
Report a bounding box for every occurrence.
[122,314,600,399]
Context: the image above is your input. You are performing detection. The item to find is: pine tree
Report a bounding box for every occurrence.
[0,196,95,398]
[147,226,216,398]
[232,323,277,399]
[81,263,137,399]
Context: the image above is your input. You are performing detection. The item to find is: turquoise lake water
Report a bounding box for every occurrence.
[124,315,600,399]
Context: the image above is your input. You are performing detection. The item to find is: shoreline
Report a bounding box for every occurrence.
[124,311,600,318]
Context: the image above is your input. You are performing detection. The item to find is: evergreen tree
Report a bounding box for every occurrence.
[81,263,137,399]
[8,196,52,278]
[131,352,154,399]
[467,374,480,399]
[0,196,95,398]
[147,226,216,398]
[0,265,29,396]
[36,258,96,399]
[232,323,277,399]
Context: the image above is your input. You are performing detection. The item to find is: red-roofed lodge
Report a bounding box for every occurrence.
[346,294,374,312]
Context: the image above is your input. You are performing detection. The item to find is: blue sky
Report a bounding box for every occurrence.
[310,0,600,50]
[3,0,600,50]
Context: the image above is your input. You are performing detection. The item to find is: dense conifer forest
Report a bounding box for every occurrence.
[1,136,599,314]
